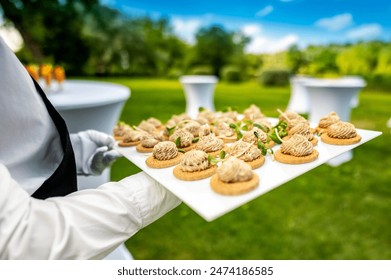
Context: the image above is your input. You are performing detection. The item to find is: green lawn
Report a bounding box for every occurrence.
[96,77,391,260]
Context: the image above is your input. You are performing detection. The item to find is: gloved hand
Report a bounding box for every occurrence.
[70,130,122,176]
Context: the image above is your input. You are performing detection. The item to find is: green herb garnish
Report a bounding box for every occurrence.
[254,123,268,132]
[219,150,226,159]
[166,126,176,136]
[175,137,181,148]
[207,155,220,165]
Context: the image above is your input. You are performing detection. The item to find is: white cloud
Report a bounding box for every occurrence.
[242,24,262,37]
[172,18,203,44]
[242,24,298,54]
[347,23,382,39]
[315,13,353,31]
[256,5,274,17]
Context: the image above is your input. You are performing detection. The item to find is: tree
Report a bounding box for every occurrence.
[1,0,98,74]
[191,25,236,77]
[375,45,391,75]
[336,42,381,75]
[286,44,304,73]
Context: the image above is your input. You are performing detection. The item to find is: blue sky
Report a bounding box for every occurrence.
[103,0,391,53]
[0,0,390,53]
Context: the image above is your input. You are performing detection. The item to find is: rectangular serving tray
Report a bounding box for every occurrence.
[116,123,381,221]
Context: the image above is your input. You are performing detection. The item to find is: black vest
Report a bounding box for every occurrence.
[31,78,77,199]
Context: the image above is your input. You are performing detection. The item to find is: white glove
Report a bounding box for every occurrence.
[70,130,122,176]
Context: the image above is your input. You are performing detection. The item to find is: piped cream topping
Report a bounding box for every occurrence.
[113,123,131,137]
[123,130,149,142]
[138,121,157,133]
[197,109,215,123]
[318,111,340,128]
[153,141,178,160]
[169,129,194,147]
[217,157,253,183]
[220,111,238,121]
[243,104,264,120]
[279,110,302,122]
[196,134,224,152]
[278,110,307,130]
[228,141,261,162]
[289,122,314,141]
[253,118,272,131]
[327,121,357,139]
[199,124,213,137]
[146,117,162,128]
[215,122,235,137]
[141,137,160,148]
[242,127,268,144]
[184,121,201,137]
[180,150,210,172]
[280,134,313,156]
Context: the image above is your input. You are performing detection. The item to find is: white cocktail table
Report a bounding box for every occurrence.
[303,77,366,166]
[179,75,218,118]
[48,80,130,188]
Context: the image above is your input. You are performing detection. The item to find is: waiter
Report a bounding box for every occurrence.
[0,36,180,259]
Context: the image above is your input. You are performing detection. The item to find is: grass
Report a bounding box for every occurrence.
[94,77,391,259]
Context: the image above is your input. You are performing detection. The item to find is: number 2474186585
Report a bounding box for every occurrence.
[209,266,273,276]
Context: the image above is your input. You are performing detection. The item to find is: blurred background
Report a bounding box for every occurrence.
[1,0,390,260]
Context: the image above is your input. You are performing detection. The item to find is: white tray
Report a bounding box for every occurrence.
[116,126,381,221]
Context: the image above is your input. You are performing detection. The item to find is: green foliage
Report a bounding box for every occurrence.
[286,44,304,73]
[258,69,290,86]
[189,25,244,77]
[220,65,242,82]
[244,54,263,78]
[166,67,184,79]
[336,43,379,75]
[302,45,340,75]
[375,46,391,75]
[285,42,391,90]
[188,65,214,75]
[1,0,96,74]
[261,52,289,70]
[365,74,391,91]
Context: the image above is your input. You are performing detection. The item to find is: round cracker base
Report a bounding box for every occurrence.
[221,136,238,143]
[210,174,259,195]
[173,165,217,181]
[321,133,362,145]
[206,148,225,157]
[250,140,275,149]
[119,140,140,147]
[315,126,327,134]
[136,144,154,153]
[274,149,319,164]
[146,153,183,168]
[265,140,275,149]
[311,137,319,146]
[245,156,265,169]
[114,135,124,141]
[179,143,196,152]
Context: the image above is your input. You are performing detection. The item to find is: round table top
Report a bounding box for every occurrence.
[301,77,366,89]
[180,75,218,84]
[47,80,130,110]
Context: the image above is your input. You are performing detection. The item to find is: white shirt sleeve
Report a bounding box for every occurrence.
[0,163,181,259]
